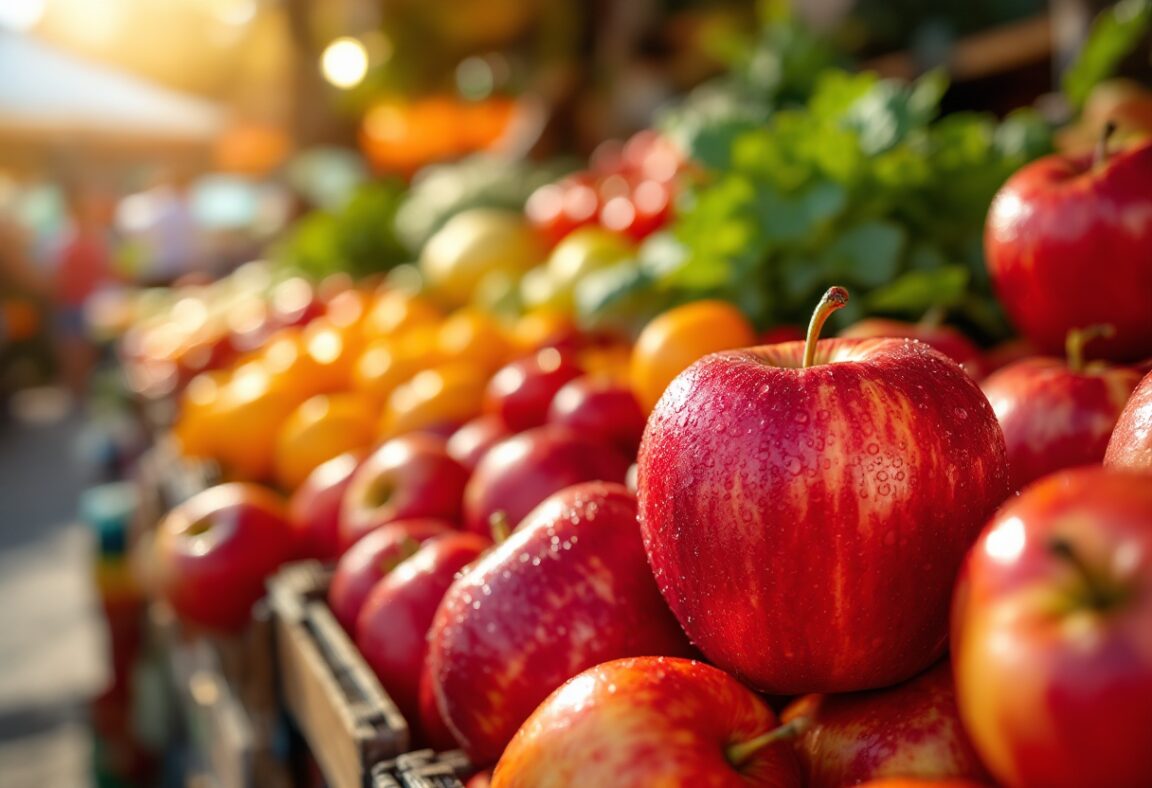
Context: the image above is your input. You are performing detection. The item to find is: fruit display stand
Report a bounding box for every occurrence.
[146,600,291,787]
[268,560,411,788]
[369,749,471,788]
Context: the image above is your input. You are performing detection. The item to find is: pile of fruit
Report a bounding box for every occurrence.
[119,59,1152,786]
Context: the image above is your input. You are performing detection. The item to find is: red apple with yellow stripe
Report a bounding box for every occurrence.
[1106,368,1152,472]
[638,288,1010,695]
[951,467,1152,788]
[492,657,801,787]
[781,660,990,787]
[426,482,692,765]
[980,325,1142,492]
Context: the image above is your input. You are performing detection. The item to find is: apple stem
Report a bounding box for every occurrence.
[489,512,512,545]
[918,305,945,329]
[1065,324,1115,372]
[379,536,422,575]
[725,717,807,769]
[1048,537,1121,610]
[803,287,850,369]
[1094,120,1118,170]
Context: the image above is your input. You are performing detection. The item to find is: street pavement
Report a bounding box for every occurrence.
[0,390,106,787]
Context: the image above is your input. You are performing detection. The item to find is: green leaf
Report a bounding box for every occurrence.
[1063,0,1152,108]
[866,267,970,313]
[754,180,846,243]
[824,220,906,287]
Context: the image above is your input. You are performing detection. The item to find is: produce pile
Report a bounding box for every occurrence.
[115,14,1152,787]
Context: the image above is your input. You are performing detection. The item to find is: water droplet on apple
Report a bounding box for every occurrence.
[867,443,880,455]
[795,412,809,424]
[954,407,969,420]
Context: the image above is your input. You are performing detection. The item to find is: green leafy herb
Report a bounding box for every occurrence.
[1063,0,1152,108]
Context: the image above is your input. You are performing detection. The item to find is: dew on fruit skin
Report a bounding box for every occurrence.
[481,584,493,596]
[954,407,969,420]
[519,553,531,563]
[877,471,889,482]
[879,483,892,496]
[531,557,542,567]
[471,600,482,610]
[785,457,802,476]
[795,412,809,424]
[866,443,880,455]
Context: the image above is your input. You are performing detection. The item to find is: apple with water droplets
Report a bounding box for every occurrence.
[980,325,1142,492]
[638,287,1010,695]
[492,656,801,787]
[1106,368,1152,472]
[426,481,693,765]
[781,660,990,787]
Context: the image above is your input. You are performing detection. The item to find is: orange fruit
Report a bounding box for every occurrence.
[274,392,378,491]
[579,343,633,386]
[630,300,756,412]
[173,369,230,458]
[262,322,357,400]
[380,362,489,439]
[362,289,443,340]
[437,308,511,373]
[509,308,578,354]
[211,364,299,482]
[352,338,430,406]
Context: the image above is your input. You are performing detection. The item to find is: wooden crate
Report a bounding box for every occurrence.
[269,561,410,788]
[150,602,291,788]
[369,749,471,788]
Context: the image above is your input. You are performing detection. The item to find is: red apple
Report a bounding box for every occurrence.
[288,450,364,562]
[758,325,806,345]
[356,532,491,740]
[839,318,986,380]
[483,348,584,432]
[427,482,693,765]
[856,781,990,787]
[952,467,1152,788]
[780,660,990,787]
[339,434,469,549]
[981,326,1142,491]
[491,657,801,787]
[547,376,646,457]
[327,518,455,632]
[466,770,493,788]
[985,134,1152,362]
[638,288,1010,694]
[463,425,630,536]
[419,661,460,751]
[981,338,1037,376]
[1106,368,1152,472]
[154,483,292,631]
[447,414,514,472]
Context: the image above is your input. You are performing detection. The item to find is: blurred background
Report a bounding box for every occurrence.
[0,0,1149,786]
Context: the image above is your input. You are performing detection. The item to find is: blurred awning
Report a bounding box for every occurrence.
[0,28,225,148]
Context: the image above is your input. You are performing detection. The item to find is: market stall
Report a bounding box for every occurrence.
[6,1,1152,787]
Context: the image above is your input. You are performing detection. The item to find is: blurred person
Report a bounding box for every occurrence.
[116,169,207,287]
[50,181,115,403]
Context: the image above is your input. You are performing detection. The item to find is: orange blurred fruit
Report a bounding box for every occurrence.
[630,300,756,412]
[380,362,489,439]
[437,308,511,373]
[509,308,578,354]
[173,369,230,459]
[352,338,430,406]
[579,343,633,385]
[275,392,378,491]
[362,290,443,340]
[262,322,358,400]
[211,364,299,482]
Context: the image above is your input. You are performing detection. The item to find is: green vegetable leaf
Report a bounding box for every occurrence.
[824,220,905,287]
[866,267,970,313]
[1063,0,1152,108]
